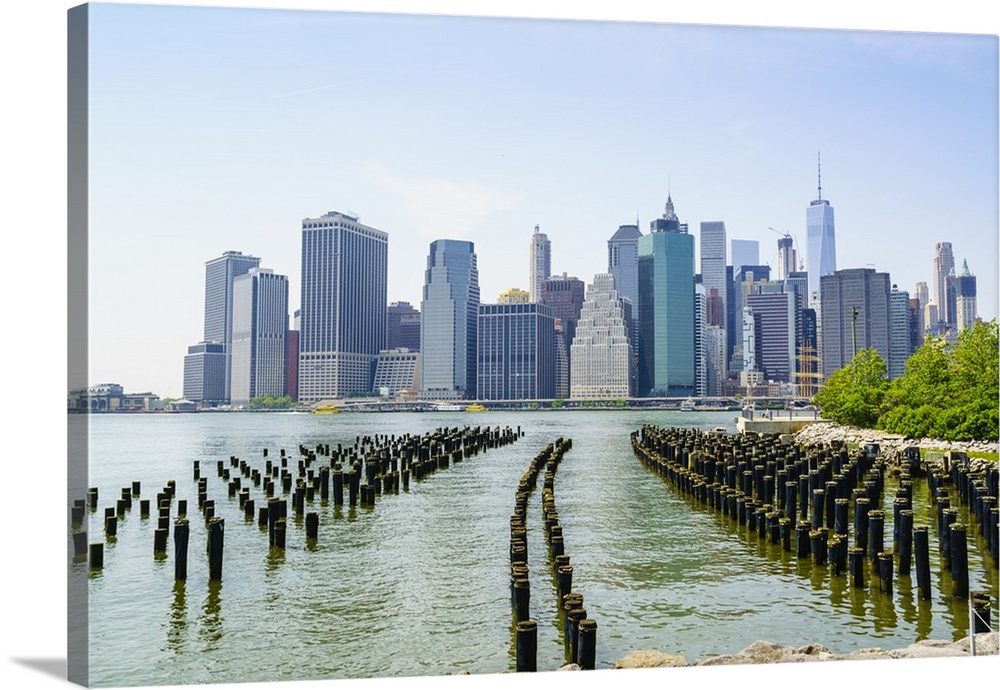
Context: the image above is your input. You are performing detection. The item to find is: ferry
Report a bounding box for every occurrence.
[680,398,696,412]
[434,404,463,412]
[465,404,487,412]
[311,405,341,414]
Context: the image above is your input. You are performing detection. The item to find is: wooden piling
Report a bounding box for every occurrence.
[515,620,537,672]
[914,525,931,600]
[89,542,103,569]
[577,619,597,670]
[207,517,224,580]
[174,518,189,580]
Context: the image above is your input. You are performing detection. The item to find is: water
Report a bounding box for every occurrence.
[72,410,998,687]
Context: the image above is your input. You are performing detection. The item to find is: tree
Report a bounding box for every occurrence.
[876,321,998,441]
[813,348,888,428]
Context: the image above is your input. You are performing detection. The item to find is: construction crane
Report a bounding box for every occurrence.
[768,227,807,272]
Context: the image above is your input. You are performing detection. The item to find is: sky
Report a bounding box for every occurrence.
[74,2,998,399]
[2,3,999,690]
[77,3,1000,399]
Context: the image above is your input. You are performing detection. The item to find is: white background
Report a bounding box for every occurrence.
[3,2,998,690]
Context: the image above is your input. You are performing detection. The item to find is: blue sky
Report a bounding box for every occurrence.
[62,2,1000,397]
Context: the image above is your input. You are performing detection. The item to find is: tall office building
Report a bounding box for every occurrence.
[299,211,388,402]
[933,242,955,326]
[746,284,797,383]
[477,302,555,400]
[420,239,480,399]
[183,249,261,405]
[888,284,913,380]
[694,284,709,397]
[638,195,695,397]
[729,265,771,378]
[230,268,289,406]
[386,301,421,351]
[954,259,978,332]
[819,268,891,379]
[528,225,551,302]
[914,282,929,311]
[373,349,421,396]
[806,154,837,306]
[730,239,760,277]
[182,342,227,405]
[540,274,586,344]
[608,223,642,320]
[776,235,797,281]
[700,222,728,324]
[570,273,634,399]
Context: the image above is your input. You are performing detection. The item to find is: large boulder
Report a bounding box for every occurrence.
[614,650,689,669]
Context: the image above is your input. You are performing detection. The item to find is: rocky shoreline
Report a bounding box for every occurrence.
[598,633,999,669]
[791,422,998,458]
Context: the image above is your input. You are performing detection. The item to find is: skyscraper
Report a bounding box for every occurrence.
[230,268,289,406]
[819,268,891,379]
[746,284,797,383]
[776,235,797,281]
[386,301,421,351]
[420,239,480,399]
[183,249,261,405]
[477,302,555,400]
[528,225,551,302]
[933,242,956,326]
[299,211,388,402]
[888,284,912,380]
[570,273,634,399]
[806,154,836,305]
[730,239,760,277]
[637,195,695,397]
[608,223,642,318]
[954,259,978,332]
[700,222,728,324]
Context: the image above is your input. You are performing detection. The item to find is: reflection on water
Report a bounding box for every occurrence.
[81,411,998,687]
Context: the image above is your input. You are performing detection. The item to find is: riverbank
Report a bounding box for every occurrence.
[791,421,999,458]
[601,633,998,669]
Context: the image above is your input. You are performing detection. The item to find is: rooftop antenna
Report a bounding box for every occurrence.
[817,151,823,201]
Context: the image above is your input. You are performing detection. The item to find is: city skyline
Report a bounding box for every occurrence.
[76,2,997,398]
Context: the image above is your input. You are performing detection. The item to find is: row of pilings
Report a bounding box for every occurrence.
[631,426,997,630]
[509,437,597,671]
[71,424,523,583]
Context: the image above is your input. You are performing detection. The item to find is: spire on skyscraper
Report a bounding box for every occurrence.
[817,151,823,201]
[663,194,678,222]
[961,259,972,277]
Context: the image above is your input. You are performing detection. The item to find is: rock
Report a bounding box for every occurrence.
[624,634,1000,668]
[557,663,581,671]
[613,650,689,668]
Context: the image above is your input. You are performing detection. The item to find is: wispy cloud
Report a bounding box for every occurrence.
[362,163,523,238]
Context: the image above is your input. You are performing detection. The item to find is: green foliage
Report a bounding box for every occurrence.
[247,395,295,410]
[813,348,888,428]
[552,399,565,408]
[815,320,998,441]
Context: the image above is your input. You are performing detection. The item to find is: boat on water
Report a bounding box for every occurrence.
[434,404,462,412]
[465,404,487,412]
[680,398,696,411]
[311,405,341,414]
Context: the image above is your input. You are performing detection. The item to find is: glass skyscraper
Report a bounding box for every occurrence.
[230,268,289,406]
[806,156,837,304]
[637,196,695,397]
[183,249,260,405]
[420,239,480,399]
[298,211,387,402]
[477,302,555,400]
[528,225,551,303]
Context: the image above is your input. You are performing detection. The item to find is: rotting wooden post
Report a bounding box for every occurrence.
[515,620,537,672]
[174,518,189,580]
[207,517,224,580]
